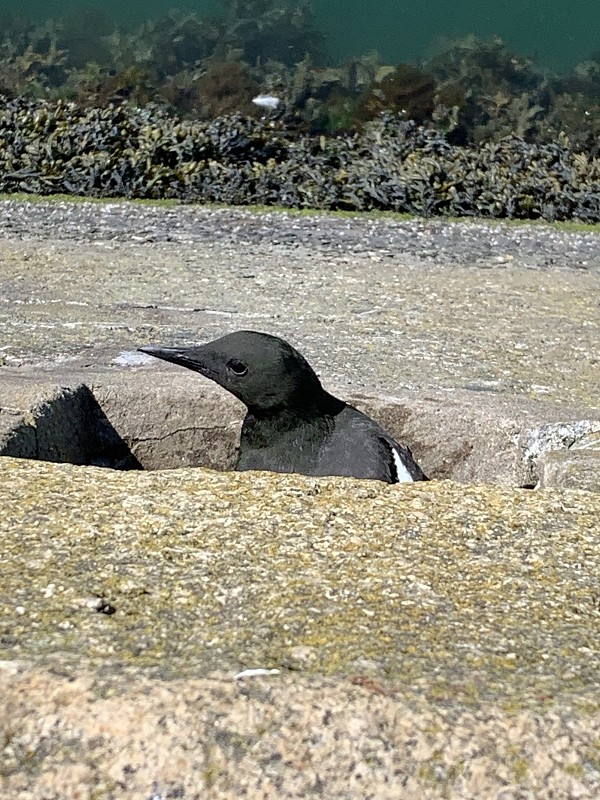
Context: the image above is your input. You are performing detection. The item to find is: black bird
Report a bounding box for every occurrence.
[139,331,428,483]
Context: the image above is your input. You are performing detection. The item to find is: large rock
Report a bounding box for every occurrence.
[0,457,599,798]
[1,202,600,797]
[2,664,599,800]
[538,449,600,492]
[1,368,599,489]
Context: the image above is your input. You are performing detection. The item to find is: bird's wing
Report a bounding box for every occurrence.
[317,405,428,483]
[378,435,429,483]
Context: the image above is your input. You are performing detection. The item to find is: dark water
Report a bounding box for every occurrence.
[3,0,599,72]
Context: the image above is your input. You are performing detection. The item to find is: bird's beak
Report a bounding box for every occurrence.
[137,345,211,375]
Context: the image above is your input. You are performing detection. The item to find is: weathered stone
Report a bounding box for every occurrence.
[0,208,599,412]
[538,449,600,492]
[2,368,599,488]
[2,665,599,800]
[0,377,139,468]
[1,202,600,797]
[353,390,600,487]
[1,456,598,691]
[0,380,91,463]
[0,457,599,798]
[89,373,242,470]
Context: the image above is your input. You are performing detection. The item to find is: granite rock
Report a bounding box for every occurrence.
[1,457,599,798]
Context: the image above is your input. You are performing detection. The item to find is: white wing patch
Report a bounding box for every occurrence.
[391,445,414,483]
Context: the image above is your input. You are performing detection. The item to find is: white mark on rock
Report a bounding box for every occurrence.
[233,668,281,680]
[113,350,155,366]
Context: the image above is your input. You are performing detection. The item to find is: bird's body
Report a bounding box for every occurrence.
[237,402,422,482]
[139,331,428,484]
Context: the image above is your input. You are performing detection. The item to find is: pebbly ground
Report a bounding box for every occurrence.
[2,199,599,270]
[1,199,599,410]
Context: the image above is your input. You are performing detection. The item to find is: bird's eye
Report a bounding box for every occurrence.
[226,358,248,377]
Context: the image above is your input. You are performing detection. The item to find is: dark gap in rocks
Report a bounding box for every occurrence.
[86,388,144,470]
[1,385,143,471]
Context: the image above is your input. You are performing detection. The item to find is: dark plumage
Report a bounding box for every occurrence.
[139,330,428,483]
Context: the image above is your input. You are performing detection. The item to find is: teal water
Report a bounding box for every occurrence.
[2,0,599,72]
[318,0,599,71]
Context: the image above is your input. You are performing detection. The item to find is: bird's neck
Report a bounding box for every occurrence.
[248,391,344,425]
[238,396,343,474]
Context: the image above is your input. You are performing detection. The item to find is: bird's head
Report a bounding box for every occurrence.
[139,330,325,414]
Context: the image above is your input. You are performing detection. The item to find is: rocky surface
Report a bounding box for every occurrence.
[2,370,600,490]
[3,198,600,268]
[1,198,599,489]
[2,665,599,800]
[3,457,599,686]
[1,200,599,408]
[1,199,600,798]
[1,457,600,798]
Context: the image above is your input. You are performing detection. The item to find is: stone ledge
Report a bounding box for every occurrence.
[1,458,599,798]
[1,664,599,800]
[538,449,600,492]
[1,367,599,489]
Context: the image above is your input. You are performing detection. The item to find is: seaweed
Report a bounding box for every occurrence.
[193,61,260,118]
[355,63,435,124]
[1,96,599,222]
[218,0,326,66]
[0,10,599,151]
